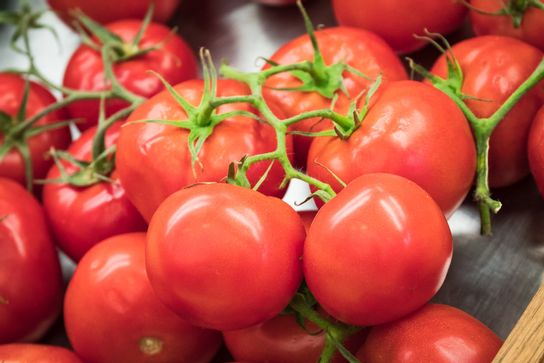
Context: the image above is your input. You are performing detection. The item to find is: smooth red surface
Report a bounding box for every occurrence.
[0,73,71,186]
[304,174,453,326]
[263,26,407,168]
[332,0,467,53]
[528,106,544,197]
[307,80,476,217]
[117,79,291,222]
[0,344,83,363]
[0,179,63,343]
[146,183,305,331]
[358,304,502,363]
[470,0,544,51]
[42,123,146,262]
[430,36,544,188]
[298,210,316,234]
[63,20,197,131]
[64,233,222,363]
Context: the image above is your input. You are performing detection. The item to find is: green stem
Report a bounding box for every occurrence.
[283,109,352,130]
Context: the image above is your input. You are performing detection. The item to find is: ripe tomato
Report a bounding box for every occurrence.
[298,210,316,233]
[48,0,180,25]
[263,27,407,168]
[146,183,305,330]
[307,80,476,217]
[42,122,146,262]
[0,73,71,186]
[357,304,502,363]
[528,106,544,197]
[304,173,452,326]
[430,36,544,188]
[469,0,544,51]
[117,79,292,222]
[0,178,63,343]
[64,233,222,363]
[332,0,467,53]
[63,20,197,131]
[0,344,83,363]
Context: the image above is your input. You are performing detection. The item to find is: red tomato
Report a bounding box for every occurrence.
[0,73,71,186]
[430,36,544,188]
[304,173,452,326]
[528,106,544,197]
[252,0,298,5]
[298,210,316,234]
[0,178,63,343]
[264,27,407,168]
[358,304,502,363]
[332,0,467,53]
[42,122,146,262]
[117,79,292,222]
[64,233,222,363]
[48,0,180,25]
[0,344,83,363]
[146,183,305,330]
[469,0,544,51]
[307,80,476,217]
[63,20,197,131]
[223,312,366,363]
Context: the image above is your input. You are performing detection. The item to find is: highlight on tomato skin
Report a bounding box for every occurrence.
[0,344,84,363]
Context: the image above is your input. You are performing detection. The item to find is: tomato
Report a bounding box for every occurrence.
[223,312,366,363]
[307,80,476,216]
[63,20,197,131]
[117,79,292,222]
[0,178,63,343]
[304,173,452,326]
[528,106,544,197]
[42,122,146,262]
[430,36,544,188]
[357,304,502,363]
[298,210,316,234]
[48,0,180,25]
[252,0,298,5]
[263,27,407,168]
[469,0,544,51]
[332,0,467,53]
[0,344,83,363]
[64,233,222,363]
[0,73,71,186]
[146,183,305,330]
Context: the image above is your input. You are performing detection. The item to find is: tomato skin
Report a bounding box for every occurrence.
[117,79,292,222]
[528,106,544,197]
[0,178,63,343]
[298,210,316,234]
[307,80,476,217]
[358,304,502,363]
[0,344,83,363]
[430,36,544,188]
[64,233,222,363]
[146,183,305,331]
[304,173,452,326]
[264,27,407,169]
[48,0,180,25]
[63,20,197,131]
[469,0,544,51]
[42,123,146,262]
[332,0,467,53]
[0,73,71,186]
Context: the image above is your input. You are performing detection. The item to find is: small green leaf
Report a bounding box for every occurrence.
[75,10,123,45]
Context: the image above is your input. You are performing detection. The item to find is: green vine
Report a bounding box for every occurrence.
[459,0,544,28]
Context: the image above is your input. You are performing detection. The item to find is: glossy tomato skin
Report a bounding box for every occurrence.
[307,80,476,217]
[298,210,316,234]
[264,27,407,169]
[0,73,71,186]
[431,36,544,188]
[63,20,197,131]
[0,344,83,363]
[64,233,222,363]
[332,0,467,53]
[0,178,63,343]
[469,0,544,51]
[304,174,452,327]
[528,106,544,197]
[358,304,502,363]
[48,0,180,26]
[117,79,292,222]
[146,183,305,331]
[42,123,146,262]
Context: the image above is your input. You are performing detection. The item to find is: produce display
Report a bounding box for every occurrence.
[1,0,543,362]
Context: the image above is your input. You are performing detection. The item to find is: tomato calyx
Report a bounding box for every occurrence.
[459,0,544,28]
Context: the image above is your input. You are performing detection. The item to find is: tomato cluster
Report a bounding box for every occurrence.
[2,0,544,362]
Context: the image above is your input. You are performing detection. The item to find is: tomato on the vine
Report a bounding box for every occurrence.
[528,106,544,197]
[0,344,83,363]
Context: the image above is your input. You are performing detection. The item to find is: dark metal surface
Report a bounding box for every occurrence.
[1,0,542,357]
